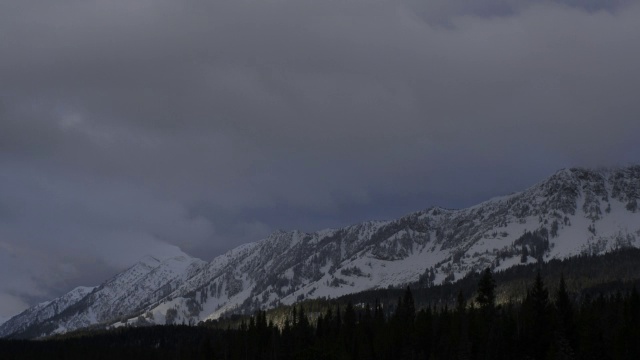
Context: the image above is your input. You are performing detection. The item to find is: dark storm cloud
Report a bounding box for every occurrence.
[1,0,640,317]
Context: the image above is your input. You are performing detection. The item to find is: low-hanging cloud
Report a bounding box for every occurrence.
[1,0,639,317]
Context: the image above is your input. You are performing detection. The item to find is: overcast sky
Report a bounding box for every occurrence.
[1,0,639,318]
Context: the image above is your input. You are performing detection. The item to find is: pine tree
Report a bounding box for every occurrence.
[553,274,577,359]
[344,302,356,328]
[403,286,416,324]
[476,268,496,312]
[555,274,575,347]
[523,270,552,360]
[530,271,549,316]
[521,245,529,263]
[343,301,357,358]
[374,298,384,325]
[456,290,466,315]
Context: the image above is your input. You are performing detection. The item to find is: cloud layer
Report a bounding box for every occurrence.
[1,0,639,317]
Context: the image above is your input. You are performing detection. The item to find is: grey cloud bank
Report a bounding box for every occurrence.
[1,0,639,317]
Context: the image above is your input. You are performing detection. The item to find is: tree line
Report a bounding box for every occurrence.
[2,267,640,359]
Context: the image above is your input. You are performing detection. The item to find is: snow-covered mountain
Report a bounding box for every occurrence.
[0,253,205,338]
[2,166,640,338]
[0,286,95,338]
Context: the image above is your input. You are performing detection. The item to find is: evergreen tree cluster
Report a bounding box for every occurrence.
[514,229,550,263]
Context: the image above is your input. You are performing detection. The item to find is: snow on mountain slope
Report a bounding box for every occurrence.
[48,254,205,335]
[0,253,205,338]
[3,166,640,338]
[0,286,95,338]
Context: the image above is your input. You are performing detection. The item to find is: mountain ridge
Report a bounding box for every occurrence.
[2,165,639,338]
